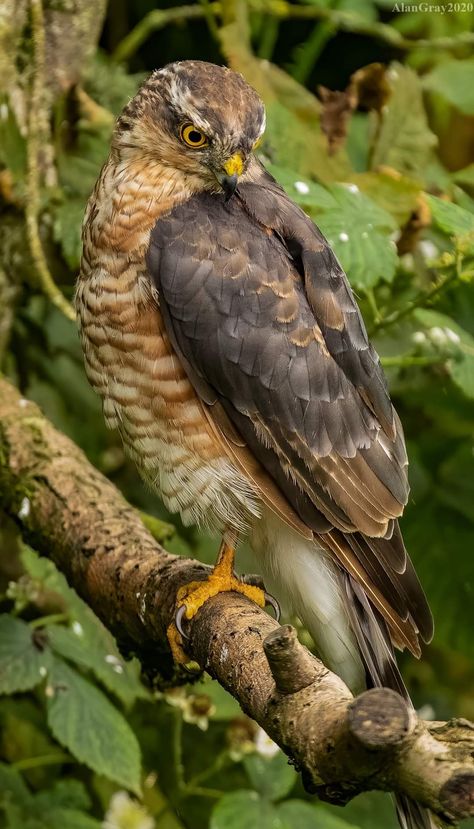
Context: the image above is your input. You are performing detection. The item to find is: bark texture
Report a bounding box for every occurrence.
[0,375,473,825]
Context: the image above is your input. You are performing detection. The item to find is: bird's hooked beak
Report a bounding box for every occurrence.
[216,152,244,201]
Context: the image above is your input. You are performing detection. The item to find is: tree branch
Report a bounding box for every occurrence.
[0,375,473,825]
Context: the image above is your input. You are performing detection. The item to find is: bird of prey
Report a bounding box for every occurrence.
[76,60,434,829]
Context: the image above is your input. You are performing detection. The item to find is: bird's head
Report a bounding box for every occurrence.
[113,60,266,199]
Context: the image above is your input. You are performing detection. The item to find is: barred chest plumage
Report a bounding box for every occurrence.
[75,155,261,532]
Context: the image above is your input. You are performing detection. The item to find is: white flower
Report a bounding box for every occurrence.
[418,240,438,261]
[105,654,124,674]
[445,328,461,345]
[412,331,427,345]
[254,727,279,758]
[338,232,349,242]
[294,181,310,195]
[103,791,154,829]
[18,497,31,520]
[164,688,215,731]
[429,326,447,346]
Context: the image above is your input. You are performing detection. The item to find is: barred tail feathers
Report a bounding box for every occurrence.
[249,507,436,829]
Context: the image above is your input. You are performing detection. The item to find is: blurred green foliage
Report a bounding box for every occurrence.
[1,0,474,827]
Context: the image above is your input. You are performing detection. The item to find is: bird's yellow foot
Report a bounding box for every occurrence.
[167,538,279,665]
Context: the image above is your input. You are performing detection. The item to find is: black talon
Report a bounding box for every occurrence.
[265,593,280,622]
[175,605,189,639]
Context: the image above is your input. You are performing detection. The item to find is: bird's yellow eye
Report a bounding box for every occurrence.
[180,124,208,148]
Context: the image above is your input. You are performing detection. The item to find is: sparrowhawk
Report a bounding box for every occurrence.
[76,60,434,829]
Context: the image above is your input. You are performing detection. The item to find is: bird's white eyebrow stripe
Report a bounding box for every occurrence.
[166,76,214,135]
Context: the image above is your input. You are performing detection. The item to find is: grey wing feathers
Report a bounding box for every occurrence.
[146,183,433,650]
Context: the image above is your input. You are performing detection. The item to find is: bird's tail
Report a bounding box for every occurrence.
[342,573,437,829]
[250,509,436,829]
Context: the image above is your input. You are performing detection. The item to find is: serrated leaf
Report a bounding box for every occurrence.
[423,59,474,115]
[413,309,474,399]
[278,801,361,829]
[371,63,437,178]
[47,624,149,707]
[210,791,283,829]
[21,549,147,707]
[46,658,141,793]
[353,171,422,226]
[266,164,337,210]
[243,752,297,801]
[312,184,397,290]
[0,616,51,694]
[426,194,474,238]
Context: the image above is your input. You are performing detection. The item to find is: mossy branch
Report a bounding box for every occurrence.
[26,0,76,322]
[0,375,473,825]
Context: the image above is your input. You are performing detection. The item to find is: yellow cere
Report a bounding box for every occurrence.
[223,153,244,177]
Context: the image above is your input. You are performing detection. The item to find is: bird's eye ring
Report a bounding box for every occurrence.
[180,123,208,148]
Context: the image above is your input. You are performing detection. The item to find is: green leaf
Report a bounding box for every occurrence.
[21,549,147,707]
[0,616,51,694]
[0,101,27,179]
[371,63,437,178]
[34,780,91,812]
[403,500,474,659]
[38,809,101,829]
[243,752,297,801]
[313,184,398,290]
[353,171,422,227]
[278,801,361,829]
[423,59,474,115]
[46,658,141,793]
[266,164,337,210]
[437,442,474,523]
[425,194,474,238]
[47,624,149,707]
[0,762,31,804]
[210,791,283,829]
[52,200,86,270]
[413,309,474,399]
[452,164,474,190]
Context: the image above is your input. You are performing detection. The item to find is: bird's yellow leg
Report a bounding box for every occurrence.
[177,534,266,619]
[167,532,267,664]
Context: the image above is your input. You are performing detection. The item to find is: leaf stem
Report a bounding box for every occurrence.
[380,355,443,368]
[369,267,459,336]
[29,613,69,629]
[12,752,70,771]
[111,5,219,63]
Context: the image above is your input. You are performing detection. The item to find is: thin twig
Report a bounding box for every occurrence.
[26,0,76,322]
[369,267,459,336]
[110,0,474,64]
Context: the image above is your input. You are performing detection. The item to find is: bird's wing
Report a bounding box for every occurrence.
[147,180,432,651]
